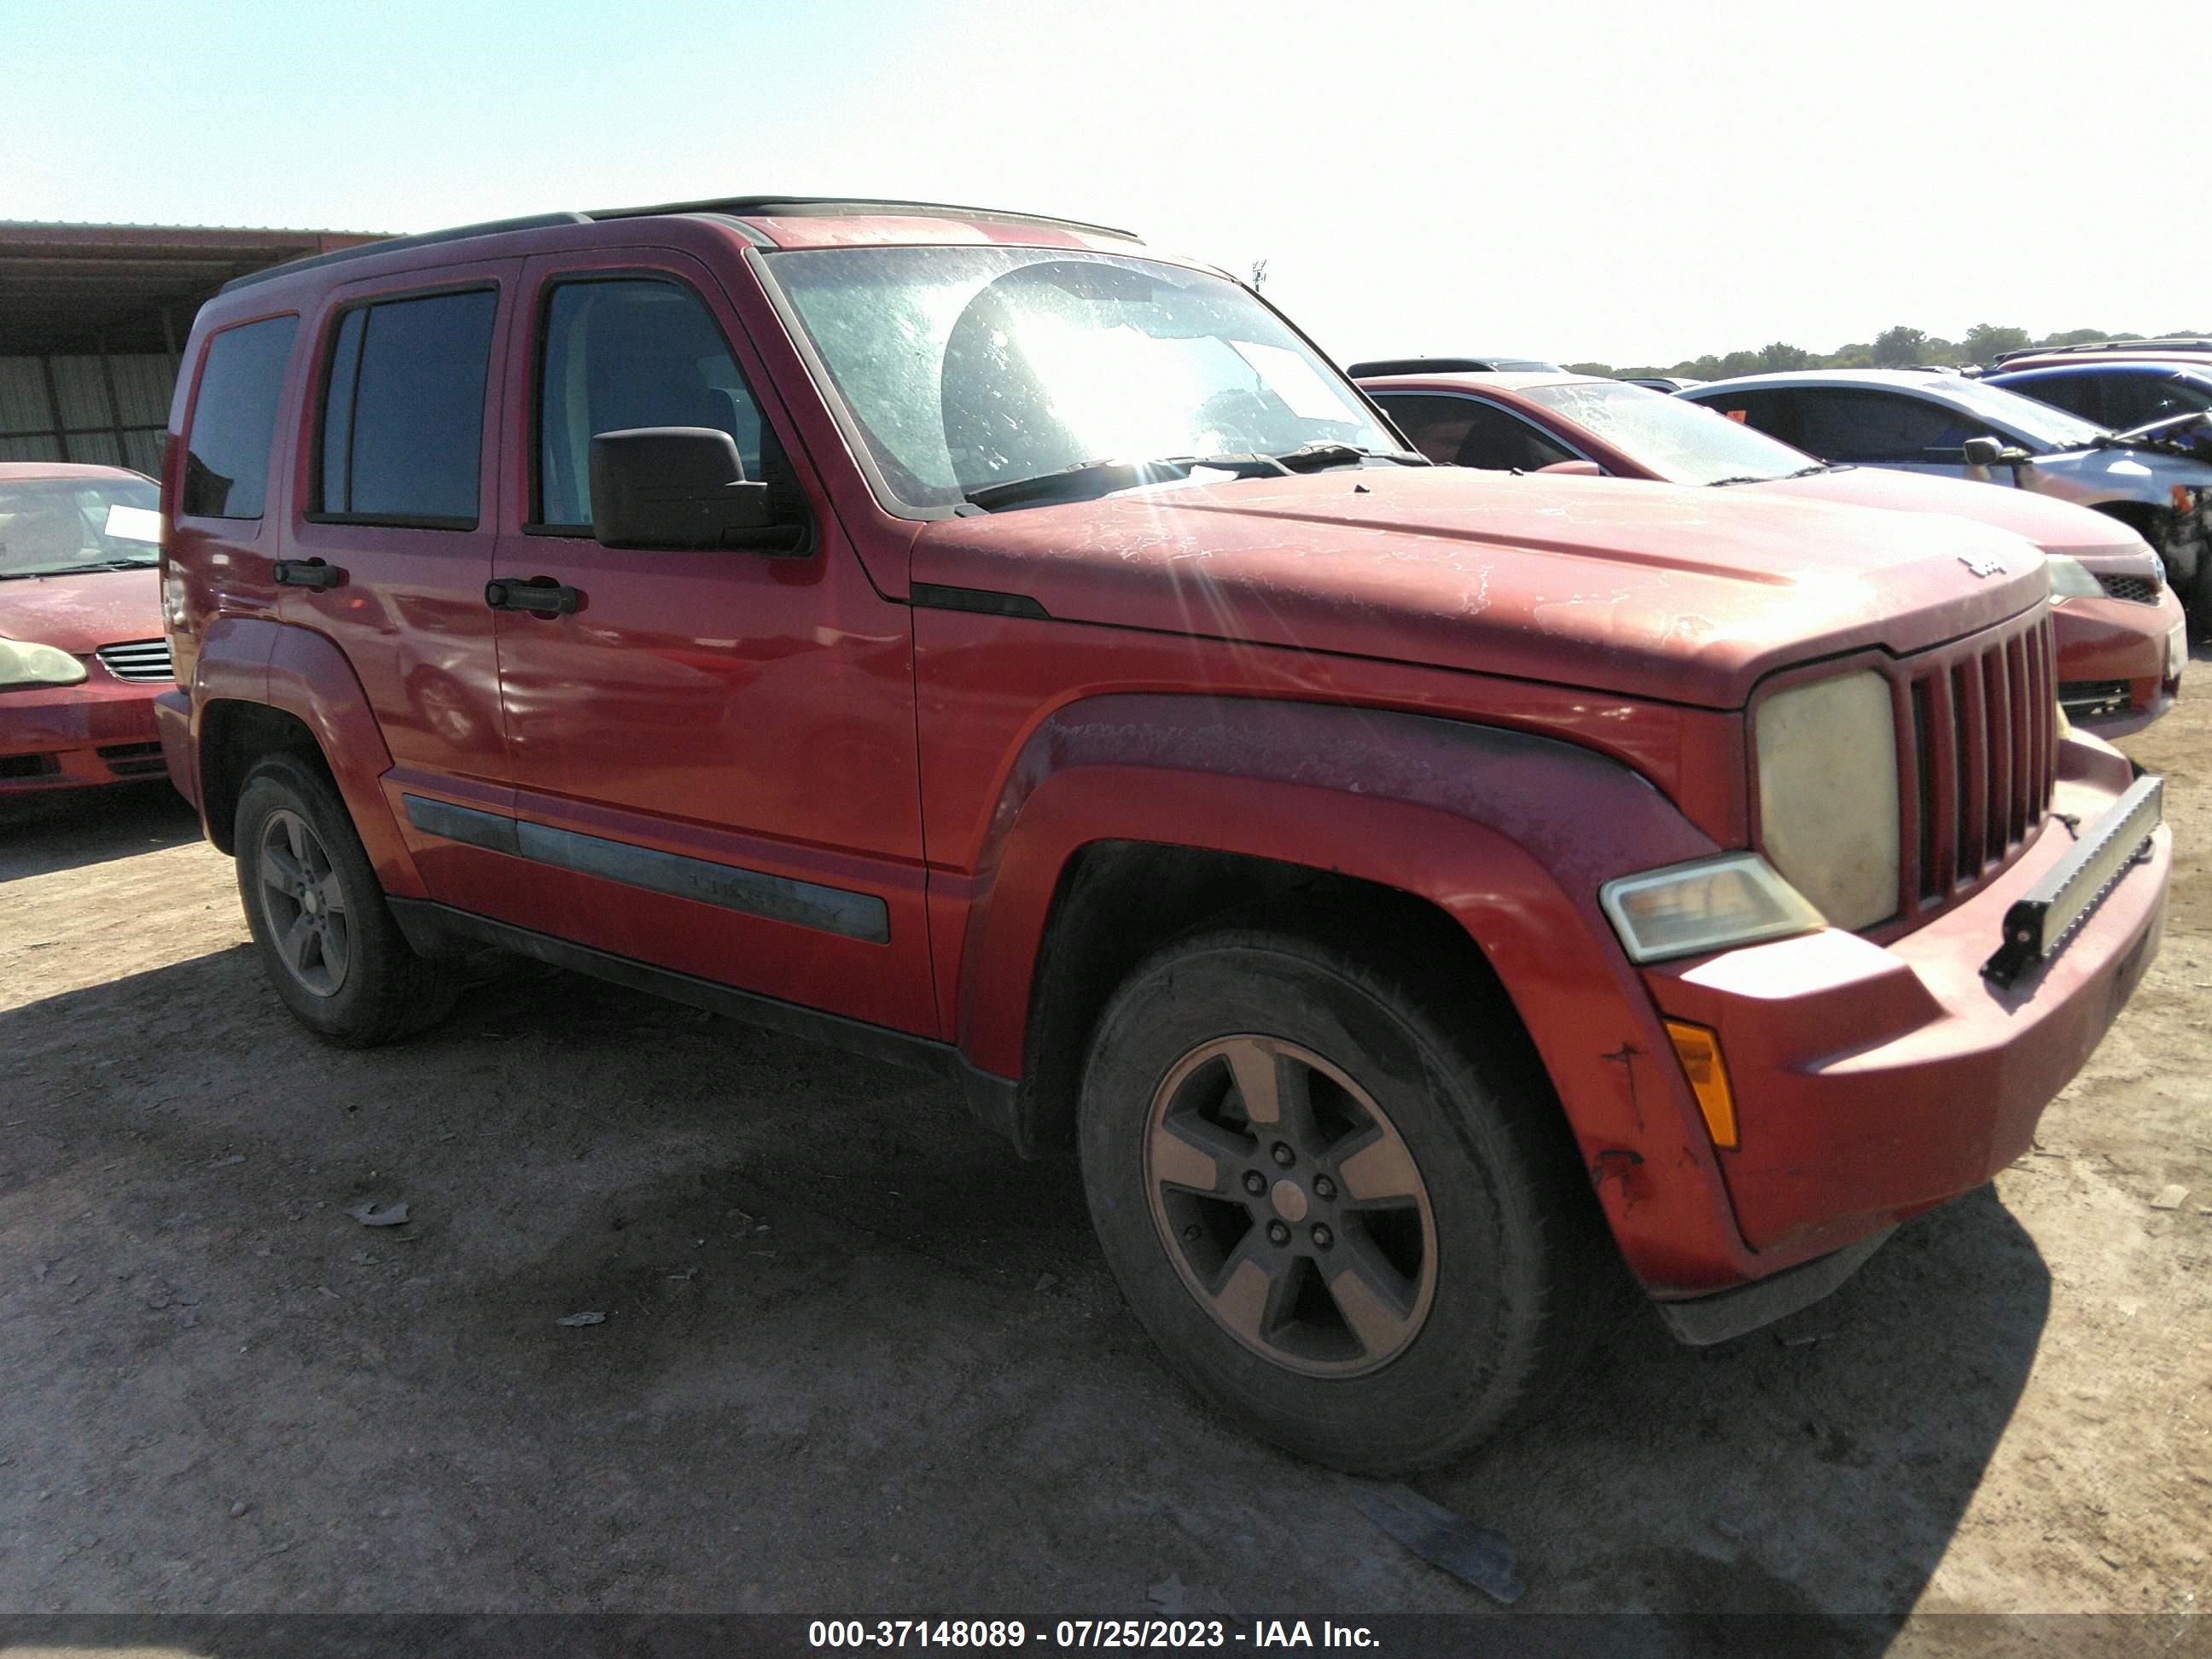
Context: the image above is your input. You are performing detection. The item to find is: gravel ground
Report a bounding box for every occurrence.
[0,655,2206,1640]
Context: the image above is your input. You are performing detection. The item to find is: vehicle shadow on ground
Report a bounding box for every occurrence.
[0,949,2048,1636]
[0,783,199,882]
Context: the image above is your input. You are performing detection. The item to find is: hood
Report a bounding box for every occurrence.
[1753,466,2161,574]
[912,469,2046,710]
[0,566,163,655]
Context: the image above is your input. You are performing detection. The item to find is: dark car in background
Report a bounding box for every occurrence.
[1677,370,2212,632]
[1985,360,2212,435]
[0,462,175,795]
[1358,370,2187,736]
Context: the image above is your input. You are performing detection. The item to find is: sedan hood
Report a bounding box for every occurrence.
[912,468,2046,709]
[1753,466,2159,573]
[0,566,163,655]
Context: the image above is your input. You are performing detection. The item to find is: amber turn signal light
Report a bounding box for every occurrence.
[1664,1020,1738,1150]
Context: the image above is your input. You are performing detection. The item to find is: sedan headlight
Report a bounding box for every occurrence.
[0,637,88,692]
[1755,670,1900,932]
[2045,555,2104,599]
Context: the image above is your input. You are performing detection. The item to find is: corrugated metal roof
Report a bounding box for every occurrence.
[0,221,390,353]
[0,219,393,237]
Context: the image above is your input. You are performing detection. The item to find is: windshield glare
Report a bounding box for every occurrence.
[0,476,160,578]
[765,247,1400,510]
[1935,377,2109,452]
[1518,381,1817,486]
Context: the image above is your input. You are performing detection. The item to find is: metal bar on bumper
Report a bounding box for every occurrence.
[1982,774,2164,987]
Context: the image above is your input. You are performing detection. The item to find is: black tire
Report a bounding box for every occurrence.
[1078,923,1607,1474]
[233,753,458,1047]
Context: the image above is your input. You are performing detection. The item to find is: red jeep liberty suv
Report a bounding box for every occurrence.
[155,198,2170,1473]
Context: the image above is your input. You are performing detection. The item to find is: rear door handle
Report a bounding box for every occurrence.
[273,558,343,591]
[486,576,581,615]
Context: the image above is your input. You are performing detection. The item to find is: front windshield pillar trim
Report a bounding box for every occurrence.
[743,243,982,527]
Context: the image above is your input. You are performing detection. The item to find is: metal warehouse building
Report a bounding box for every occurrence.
[0,223,382,474]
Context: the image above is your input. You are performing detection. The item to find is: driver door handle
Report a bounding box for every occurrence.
[486,576,581,615]
[272,558,343,591]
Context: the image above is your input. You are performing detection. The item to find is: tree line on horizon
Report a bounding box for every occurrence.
[1565,323,2207,382]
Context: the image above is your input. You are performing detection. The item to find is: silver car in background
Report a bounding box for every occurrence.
[1679,369,2212,626]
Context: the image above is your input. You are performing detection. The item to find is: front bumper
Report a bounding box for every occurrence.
[1643,733,2167,1266]
[0,672,167,794]
[2055,588,2186,738]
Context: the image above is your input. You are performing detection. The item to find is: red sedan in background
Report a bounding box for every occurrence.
[1358,372,2187,737]
[1,462,176,795]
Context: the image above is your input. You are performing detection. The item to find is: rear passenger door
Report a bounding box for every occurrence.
[278,261,560,927]
[485,248,935,1038]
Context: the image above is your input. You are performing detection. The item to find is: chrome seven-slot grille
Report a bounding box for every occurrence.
[94,638,173,684]
[1901,611,2057,912]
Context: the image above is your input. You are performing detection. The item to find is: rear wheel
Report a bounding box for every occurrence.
[1077,923,1606,1473]
[235,754,457,1046]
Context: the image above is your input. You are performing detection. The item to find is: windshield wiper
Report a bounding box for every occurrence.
[2103,410,2211,451]
[32,558,157,575]
[1267,441,1421,473]
[1705,475,1770,487]
[963,458,1173,512]
[963,443,1426,512]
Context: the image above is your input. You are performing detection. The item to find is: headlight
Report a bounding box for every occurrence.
[1600,853,1825,963]
[0,638,88,692]
[1755,670,1900,931]
[2046,555,2104,599]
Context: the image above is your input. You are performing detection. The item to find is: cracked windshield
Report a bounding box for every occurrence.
[767,246,1405,510]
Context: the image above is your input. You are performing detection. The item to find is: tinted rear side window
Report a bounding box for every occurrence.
[317,289,498,527]
[1792,391,1980,463]
[182,316,300,519]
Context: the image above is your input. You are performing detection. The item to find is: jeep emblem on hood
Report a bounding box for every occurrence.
[1959,552,2007,577]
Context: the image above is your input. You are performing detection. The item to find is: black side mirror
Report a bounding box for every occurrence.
[588,428,800,553]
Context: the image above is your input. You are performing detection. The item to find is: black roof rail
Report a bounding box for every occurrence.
[585,195,1141,242]
[213,197,1143,297]
[1994,337,2212,364]
[217,212,591,294]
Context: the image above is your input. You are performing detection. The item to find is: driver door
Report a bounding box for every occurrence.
[486,247,935,1036]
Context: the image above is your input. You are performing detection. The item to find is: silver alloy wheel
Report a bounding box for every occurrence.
[257,807,351,998]
[1143,1033,1438,1377]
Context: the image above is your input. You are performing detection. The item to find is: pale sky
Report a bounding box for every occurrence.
[10,0,2202,369]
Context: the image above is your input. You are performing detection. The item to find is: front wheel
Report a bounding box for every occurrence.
[234,753,458,1047]
[1077,924,1606,1473]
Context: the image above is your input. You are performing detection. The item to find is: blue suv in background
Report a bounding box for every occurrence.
[1986,360,2212,434]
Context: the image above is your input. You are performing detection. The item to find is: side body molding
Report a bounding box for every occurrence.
[947,693,1754,1290]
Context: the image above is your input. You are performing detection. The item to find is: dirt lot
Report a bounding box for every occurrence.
[2,658,2208,1638]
